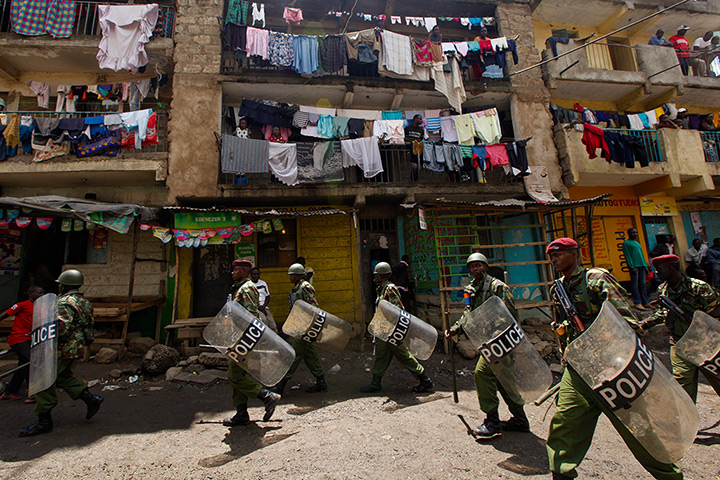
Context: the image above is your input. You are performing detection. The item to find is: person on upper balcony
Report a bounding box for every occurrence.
[648,29,672,47]
[656,114,679,129]
[670,25,706,76]
[700,113,719,132]
[673,107,689,129]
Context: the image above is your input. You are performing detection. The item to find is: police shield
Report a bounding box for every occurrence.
[674,310,720,378]
[461,296,552,405]
[564,301,699,464]
[28,293,58,396]
[282,300,352,353]
[368,299,437,360]
[203,300,295,386]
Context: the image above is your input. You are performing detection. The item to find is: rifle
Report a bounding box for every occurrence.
[534,382,561,406]
[552,280,586,335]
[658,295,692,332]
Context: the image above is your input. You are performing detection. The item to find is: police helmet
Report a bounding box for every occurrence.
[466,253,488,265]
[288,263,306,275]
[56,269,84,287]
[374,262,392,275]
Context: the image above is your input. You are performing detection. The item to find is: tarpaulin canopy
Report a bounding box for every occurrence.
[0,195,158,233]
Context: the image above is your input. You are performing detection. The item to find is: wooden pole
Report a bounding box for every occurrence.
[353,211,366,352]
[121,221,140,357]
[166,244,180,346]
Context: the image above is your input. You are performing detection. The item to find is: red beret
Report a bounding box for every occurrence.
[232,259,253,268]
[652,254,680,267]
[546,238,579,254]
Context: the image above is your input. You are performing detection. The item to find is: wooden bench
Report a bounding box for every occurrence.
[164,317,213,356]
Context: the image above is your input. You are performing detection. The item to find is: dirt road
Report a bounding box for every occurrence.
[0,342,718,480]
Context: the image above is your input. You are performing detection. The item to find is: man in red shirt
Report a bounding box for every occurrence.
[0,286,44,401]
[669,25,706,76]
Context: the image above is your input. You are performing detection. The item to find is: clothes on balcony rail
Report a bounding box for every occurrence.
[269,32,295,67]
[293,35,319,74]
[320,35,348,73]
[581,122,610,161]
[296,141,344,183]
[226,0,249,25]
[283,7,303,25]
[471,108,501,144]
[26,81,50,109]
[97,4,159,72]
[225,23,247,50]
[381,30,413,76]
[251,3,265,28]
[340,136,382,178]
[268,141,297,185]
[11,0,76,38]
[507,140,530,176]
[345,29,378,61]
[221,135,269,174]
[119,108,152,149]
[246,27,269,59]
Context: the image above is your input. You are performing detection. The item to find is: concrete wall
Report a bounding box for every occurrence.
[166,0,224,202]
[66,229,167,299]
[497,2,566,197]
[657,129,715,196]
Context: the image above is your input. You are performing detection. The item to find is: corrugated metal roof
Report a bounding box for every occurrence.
[425,194,611,211]
[163,206,352,216]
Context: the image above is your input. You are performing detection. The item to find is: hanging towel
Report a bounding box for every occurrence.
[221,135,269,174]
[431,58,466,114]
[337,109,381,121]
[341,136,383,178]
[628,114,644,130]
[382,110,403,120]
[381,30,413,76]
[97,4,159,71]
[268,141,297,185]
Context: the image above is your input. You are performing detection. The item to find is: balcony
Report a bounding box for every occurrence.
[702,132,720,163]
[0,110,168,187]
[556,125,715,196]
[217,144,522,203]
[0,0,174,80]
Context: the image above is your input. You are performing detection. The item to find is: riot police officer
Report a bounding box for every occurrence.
[544,238,683,480]
[20,270,103,437]
[271,263,327,395]
[640,254,720,401]
[445,253,527,440]
[360,262,433,394]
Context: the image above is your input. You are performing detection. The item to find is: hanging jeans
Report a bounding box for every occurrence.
[628,267,650,305]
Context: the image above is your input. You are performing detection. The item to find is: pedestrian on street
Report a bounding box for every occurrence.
[270,263,326,395]
[684,238,708,280]
[19,270,103,437]
[250,267,277,332]
[640,255,720,402]
[544,238,684,480]
[622,227,652,310]
[445,253,528,440]
[224,260,280,427]
[360,262,433,394]
[0,286,44,402]
[650,234,675,259]
[392,255,416,314]
[705,238,720,288]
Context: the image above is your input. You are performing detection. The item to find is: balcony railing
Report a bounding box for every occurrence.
[0,1,175,38]
[220,47,506,83]
[585,42,638,72]
[3,110,168,155]
[218,144,514,186]
[604,128,664,163]
[701,131,720,163]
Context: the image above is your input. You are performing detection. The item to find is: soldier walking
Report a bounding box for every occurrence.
[544,238,683,480]
[360,262,433,394]
[640,254,720,401]
[19,270,103,437]
[224,260,280,426]
[270,263,327,395]
[445,253,528,440]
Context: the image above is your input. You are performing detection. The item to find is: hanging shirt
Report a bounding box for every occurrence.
[251,2,265,28]
[293,35,319,75]
[283,7,303,25]
[454,114,475,145]
[471,110,502,144]
[485,143,510,167]
[97,4,159,71]
[119,108,152,149]
[246,27,269,59]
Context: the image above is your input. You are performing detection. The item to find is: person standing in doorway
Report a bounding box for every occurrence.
[0,286,44,402]
[685,238,708,280]
[622,228,652,310]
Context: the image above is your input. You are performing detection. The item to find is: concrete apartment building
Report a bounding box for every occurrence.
[0,0,718,346]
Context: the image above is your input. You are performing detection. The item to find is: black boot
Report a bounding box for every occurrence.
[412,373,433,393]
[270,378,288,396]
[305,375,327,393]
[552,472,573,480]
[501,408,530,432]
[360,375,382,393]
[257,388,280,422]
[473,412,502,440]
[19,412,53,437]
[80,388,104,420]
[223,406,250,426]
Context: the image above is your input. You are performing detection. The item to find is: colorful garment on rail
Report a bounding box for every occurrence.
[11,0,76,38]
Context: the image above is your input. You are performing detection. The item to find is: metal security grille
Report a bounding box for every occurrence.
[359,218,396,231]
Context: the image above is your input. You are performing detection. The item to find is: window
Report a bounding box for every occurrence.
[359,218,396,231]
[257,219,296,268]
[65,228,108,264]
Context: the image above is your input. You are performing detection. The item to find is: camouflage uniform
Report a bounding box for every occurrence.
[644,275,720,402]
[283,280,325,380]
[547,267,682,480]
[228,278,263,408]
[35,291,94,415]
[450,273,523,418]
[371,280,424,378]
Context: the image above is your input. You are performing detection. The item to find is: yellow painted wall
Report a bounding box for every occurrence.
[177,246,193,320]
